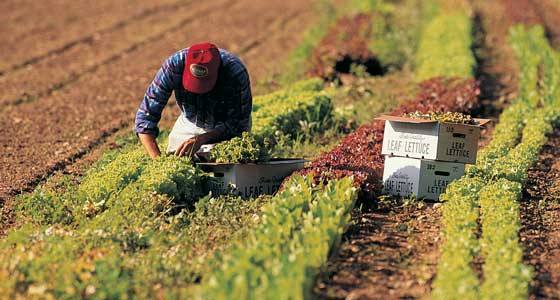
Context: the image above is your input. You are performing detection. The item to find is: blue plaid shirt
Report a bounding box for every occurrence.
[135,48,252,140]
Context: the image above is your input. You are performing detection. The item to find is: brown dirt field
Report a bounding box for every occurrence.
[521,127,560,300]
[0,0,199,108]
[0,0,182,73]
[0,0,321,235]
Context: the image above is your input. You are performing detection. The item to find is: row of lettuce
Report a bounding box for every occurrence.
[433,25,560,300]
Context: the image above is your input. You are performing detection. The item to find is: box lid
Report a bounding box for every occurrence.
[375,115,491,127]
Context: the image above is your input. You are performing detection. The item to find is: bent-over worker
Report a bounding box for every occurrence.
[135,42,252,158]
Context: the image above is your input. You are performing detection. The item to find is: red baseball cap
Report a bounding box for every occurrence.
[183,42,221,94]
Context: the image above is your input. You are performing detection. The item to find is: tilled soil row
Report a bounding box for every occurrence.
[0,0,183,74]
[0,0,218,108]
[313,202,442,300]
[521,127,560,300]
[0,0,318,235]
[499,0,543,26]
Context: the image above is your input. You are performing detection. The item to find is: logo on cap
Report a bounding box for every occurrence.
[190,64,209,78]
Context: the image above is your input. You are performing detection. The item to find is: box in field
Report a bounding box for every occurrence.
[377,115,490,164]
[382,156,465,200]
[197,159,306,198]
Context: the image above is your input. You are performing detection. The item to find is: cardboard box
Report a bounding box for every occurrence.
[197,159,306,198]
[382,156,465,200]
[377,115,490,164]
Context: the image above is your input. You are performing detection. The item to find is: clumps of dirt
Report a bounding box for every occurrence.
[307,13,384,81]
[499,0,543,26]
[521,127,560,300]
[313,201,442,300]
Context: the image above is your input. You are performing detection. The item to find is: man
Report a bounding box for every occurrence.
[135,42,252,158]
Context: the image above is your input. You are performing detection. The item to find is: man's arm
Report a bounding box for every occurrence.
[138,133,161,158]
[135,52,182,157]
[174,129,222,157]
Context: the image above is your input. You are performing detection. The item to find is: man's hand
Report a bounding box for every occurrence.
[175,137,203,157]
[138,133,161,158]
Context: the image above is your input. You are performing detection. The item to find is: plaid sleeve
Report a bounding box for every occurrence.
[218,64,252,139]
[135,52,181,137]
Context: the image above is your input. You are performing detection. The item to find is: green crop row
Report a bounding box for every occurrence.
[252,79,333,139]
[415,11,475,79]
[16,147,150,227]
[433,177,483,300]
[478,179,531,300]
[196,175,358,300]
[0,155,205,299]
[433,25,560,299]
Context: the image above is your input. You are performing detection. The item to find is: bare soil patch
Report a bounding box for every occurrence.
[521,127,560,300]
[313,202,442,300]
[0,0,202,108]
[0,0,182,73]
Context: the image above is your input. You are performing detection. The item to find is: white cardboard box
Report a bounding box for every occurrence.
[382,156,465,200]
[197,159,306,198]
[377,115,490,164]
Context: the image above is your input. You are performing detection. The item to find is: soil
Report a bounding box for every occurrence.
[521,127,560,300]
[0,0,200,107]
[0,0,183,73]
[0,0,322,236]
[313,202,442,300]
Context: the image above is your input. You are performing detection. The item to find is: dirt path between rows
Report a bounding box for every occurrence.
[313,201,442,300]
[0,0,320,236]
[521,127,560,300]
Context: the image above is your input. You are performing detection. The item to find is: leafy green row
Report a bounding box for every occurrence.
[252,87,333,139]
[415,11,475,79]
[433,177,483,300]
[488,108,558,183]
[478,179,531,300]
[16,147,150,227]
[434,25,560,299]
[0,155,205,299]
[196,175,357,300]
[466,101,530,178]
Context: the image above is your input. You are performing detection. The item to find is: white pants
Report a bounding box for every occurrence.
[166,115,215,157]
